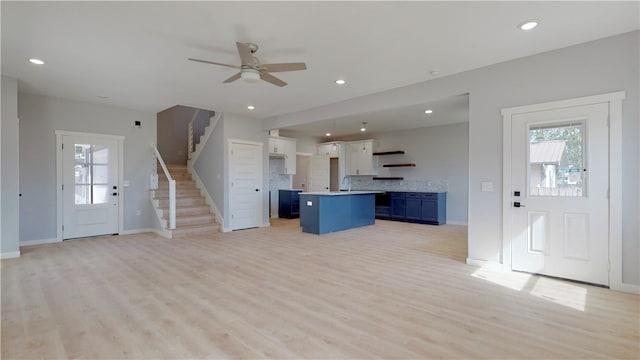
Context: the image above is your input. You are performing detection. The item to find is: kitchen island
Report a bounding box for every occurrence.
[299,191,379,234]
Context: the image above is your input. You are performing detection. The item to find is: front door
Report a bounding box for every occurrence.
[62,134,119,239]
[510,103,609,285]
[229,141,262,230]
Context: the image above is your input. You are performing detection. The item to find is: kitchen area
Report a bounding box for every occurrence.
[268,94,469,234]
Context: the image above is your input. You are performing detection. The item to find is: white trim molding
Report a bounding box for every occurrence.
[466,258,503,271]
[120,228,153,235]
[1,251,21,259]
[20,238,61,247]
[501,91,630,292]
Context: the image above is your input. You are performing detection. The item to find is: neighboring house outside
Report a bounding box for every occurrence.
[530,140,567,191]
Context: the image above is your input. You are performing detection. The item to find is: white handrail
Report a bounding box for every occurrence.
[151,143,176,230]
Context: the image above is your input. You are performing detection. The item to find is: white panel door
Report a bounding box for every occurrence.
[510,103,609,285]
[62,135,119,239]
[309,155,330,192]
[230,141,262,230]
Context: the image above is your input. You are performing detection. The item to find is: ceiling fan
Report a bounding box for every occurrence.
[188,42,307,87]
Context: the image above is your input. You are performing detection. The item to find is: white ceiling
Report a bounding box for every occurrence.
[280,94,469,140]
[2,1,638,125]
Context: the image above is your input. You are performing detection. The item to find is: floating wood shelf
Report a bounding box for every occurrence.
[372,177,404,180]
[373,151,405,155]
[383,163,416,168]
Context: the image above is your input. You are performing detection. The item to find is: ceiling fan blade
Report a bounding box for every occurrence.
[261,63,307,72]
[260,72,287,87]
[236,42,254,65]
[223,72,242,83]
[188,58,240,69]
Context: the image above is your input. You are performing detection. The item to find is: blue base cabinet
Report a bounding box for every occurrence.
[386,192,446,225]
[299,193,375,235]
[279,189,301,219]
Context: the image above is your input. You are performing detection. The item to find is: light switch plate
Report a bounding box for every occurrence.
[306,201,313,206]
[481,181,493,192]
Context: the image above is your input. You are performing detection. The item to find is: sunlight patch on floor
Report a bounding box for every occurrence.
[471,266,532,292]
[471,266,587,312]
[529,276,587,312]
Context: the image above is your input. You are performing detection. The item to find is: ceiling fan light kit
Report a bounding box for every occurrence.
[189,41,307,87]
[241,68,260,82]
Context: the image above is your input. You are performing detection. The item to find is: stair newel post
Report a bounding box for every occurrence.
[169,179,176,230]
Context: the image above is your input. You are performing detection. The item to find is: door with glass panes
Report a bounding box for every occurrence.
[510,103,609,285]
[62,134,119,239]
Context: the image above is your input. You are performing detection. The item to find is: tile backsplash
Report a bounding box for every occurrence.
[349,176,448,192]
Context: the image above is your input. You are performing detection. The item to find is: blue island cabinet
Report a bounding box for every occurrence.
[299,193,376,234]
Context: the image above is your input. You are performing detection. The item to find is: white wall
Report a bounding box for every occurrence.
[264,31,640,286]
[1,76,20,258]
[18,93,157,241]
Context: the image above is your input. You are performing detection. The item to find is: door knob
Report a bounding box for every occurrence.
[513,202,526,208]
[255,189,260,192]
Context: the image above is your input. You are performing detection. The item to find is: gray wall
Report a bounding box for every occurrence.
[157,105,211,165]
[18,93,157,241]
[264,31,640,285]
[1,76,20,256]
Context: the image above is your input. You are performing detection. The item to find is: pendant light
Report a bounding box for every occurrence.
[331,120,337,151]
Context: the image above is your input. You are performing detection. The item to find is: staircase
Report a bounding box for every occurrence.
[152,164,220,237]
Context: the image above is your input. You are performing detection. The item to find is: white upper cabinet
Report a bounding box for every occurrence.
[269,136,296,174]
[346,140,378,176]
[317,142,341,157]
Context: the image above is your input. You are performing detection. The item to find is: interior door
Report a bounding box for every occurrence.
[309,155,330,192]
[230,141,262,230]
[62,135,119,239]
[510,103,609,285]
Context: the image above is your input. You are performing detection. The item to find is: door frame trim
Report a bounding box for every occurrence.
[55,130,125,241]
[501,91,630,292]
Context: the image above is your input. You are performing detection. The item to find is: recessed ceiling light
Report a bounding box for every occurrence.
[519,19,540,31]
[29,58,45,65]
[247,105,255,110]
[430,69,440,76]
[98,95,110,99]
[424,109,433,114]
[325,132,332,137]
[335,79,346,85]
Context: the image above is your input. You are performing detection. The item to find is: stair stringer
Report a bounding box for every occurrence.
[150,197,172,238]
[187,112,228,232]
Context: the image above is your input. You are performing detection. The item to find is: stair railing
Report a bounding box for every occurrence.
[187,109,201,160]
[152,143,176,229]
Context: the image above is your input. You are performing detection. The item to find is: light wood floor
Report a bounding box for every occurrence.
[2,219,638,359]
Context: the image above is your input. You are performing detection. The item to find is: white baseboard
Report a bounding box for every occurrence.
[20,238,61,247]
[151,228,172,239]
[447,221,468,226]
[1,251,21,259]
[120,228,153,235]
[261,222,271,228]
[466,257,504,271]
[611,282,640,294]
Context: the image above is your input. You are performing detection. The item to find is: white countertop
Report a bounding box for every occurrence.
[299,191,383,196]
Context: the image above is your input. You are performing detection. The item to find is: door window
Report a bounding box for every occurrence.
[528,121,585,197]
[74,144,110,204]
